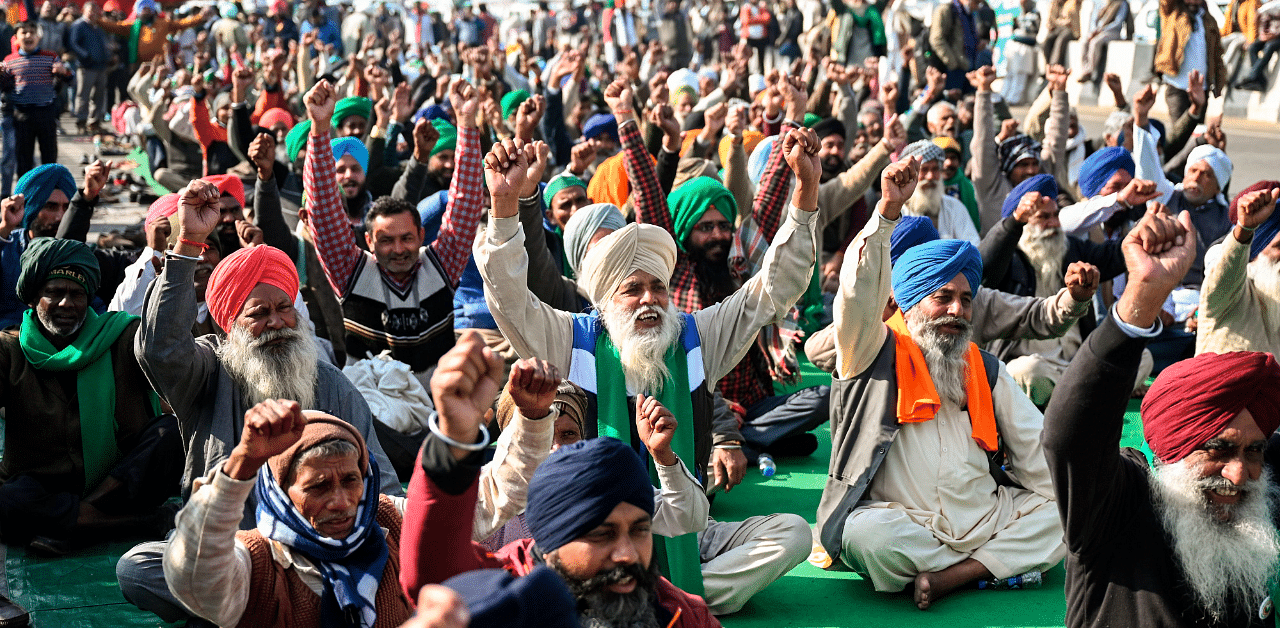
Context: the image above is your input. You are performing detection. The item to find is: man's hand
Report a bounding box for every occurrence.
[391,82,414,124]
[880,80,898,114]
[1064,262,1101,302]
[569,141,596,176]
[725,103,748,137]
[1117,204,1197,328]
[177,179,221,246]
[507,357,561,420]
[0,194,24,239]
[880,113,906,152]
[249,132,276,180]
[1117,178,1160,208]
[710,447,746,492]
[484,138,533,209]
[1205,118,1227,150]
[635,395,678,467]
[1188,69,1206,117]
[374,94,393,129]
[1046,64,1070,92]
[402,586,469,628]
[783,127,821,195]
[997,118,1020,143]
[82,159,112,201]
[925,65,945,96]
[703,101,728,135]
[781,74,807,123]
[225,399,307,480]
[647,69,670,105]
[231,65,254,102]
[513,95,545,142]
[967,65,997,93]
[451,79,480,129]
[649,103,682,153]
[603,77,634,121]
[304,80,338,135]
[430,330,505,460]
[236,219,263,248]
[548,49,581,87]
[519,141,551,198]
[879,157,920,220]
[1132,84,1157,128]
[411,118,441,164]
[1235,187,1280,242]
[1012,190,1050,224]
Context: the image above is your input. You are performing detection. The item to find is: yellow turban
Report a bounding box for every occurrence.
[578,223,678,306]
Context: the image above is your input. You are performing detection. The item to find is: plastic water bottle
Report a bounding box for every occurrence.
[977,570,1043,590]
[758,454,776,478]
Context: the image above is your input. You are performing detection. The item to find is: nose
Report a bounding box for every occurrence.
[1046,216,1062,230]
[265,309,286,330]
[611,537,639,566]
[946,300,965,317]
[639,290,658,307]
[1222,459,1250,486]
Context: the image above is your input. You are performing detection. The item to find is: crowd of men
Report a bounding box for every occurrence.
[1,0,1280,627]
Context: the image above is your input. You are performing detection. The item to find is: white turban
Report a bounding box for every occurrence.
[578,223,678,306]
[667,69,700,94]
[1187,145,1232,191]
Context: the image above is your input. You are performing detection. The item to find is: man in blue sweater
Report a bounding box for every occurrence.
[69,2,109,135]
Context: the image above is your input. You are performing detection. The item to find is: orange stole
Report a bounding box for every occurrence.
[885,311,999,452]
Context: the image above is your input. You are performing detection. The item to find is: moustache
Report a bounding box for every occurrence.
[570,562,655,596]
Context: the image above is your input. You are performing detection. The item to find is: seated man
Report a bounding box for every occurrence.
[0,238,182,621]
[400,334,721,628]
[164,401,413,627]
[1043,204,1280,627]
[895,141,980,245]
[820,158,1065,610]
[1197,183,1280,355]
[804,215,1098,373]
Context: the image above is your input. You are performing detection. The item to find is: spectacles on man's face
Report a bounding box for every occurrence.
[692,221,733,234]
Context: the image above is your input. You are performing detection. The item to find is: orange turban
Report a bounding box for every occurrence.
[588,152,629,209]
[680,131,701,158]
[205,245,299,332]
[718,131,764,167]
[203,174,246,209]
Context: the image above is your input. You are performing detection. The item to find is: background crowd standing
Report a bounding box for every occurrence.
[0,0,1279,626]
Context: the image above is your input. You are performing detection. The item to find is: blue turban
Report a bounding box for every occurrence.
[442,567,579,628]
[526,437,655,553]
[1002,174,1059,219]
[331,137,369,172]
[15,164,76,231]
[890,216,941,265]
[417,190,449,245]
[892,240,983,313]
[414,104,449,124]
[582,114,618,143]
[1078,147,1135,199]
[747,135,777,184]
[564,203,626,276]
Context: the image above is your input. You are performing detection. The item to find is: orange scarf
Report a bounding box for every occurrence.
[886,311,999,452]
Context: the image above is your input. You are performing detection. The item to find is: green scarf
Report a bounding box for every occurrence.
[128,19,145,65]
[19,309,139,494]
[595,329,704,597]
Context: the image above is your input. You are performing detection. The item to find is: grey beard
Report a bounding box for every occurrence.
[1018,224,1068,298]
[216,318,320,409]
[902,180,944,221]
[904,306,973,406]
[543,550,662,628]
[1151,461,1280,621]
[36,307,85,338]
[1247,254,1280,301]
[600,301,682,395]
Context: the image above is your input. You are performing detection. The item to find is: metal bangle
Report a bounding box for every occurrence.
[714,444,743,450]
[428,412,491,451]
[165,251,202,262]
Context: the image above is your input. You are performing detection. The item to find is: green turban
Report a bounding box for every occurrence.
[331,96,373,130]
[286,119,312,163]
[543,172,589,207]
[17,238,101,304]
[668,176,738,251]
[501,89,531,119]
[431,119,457,157]
[803,112,820,128]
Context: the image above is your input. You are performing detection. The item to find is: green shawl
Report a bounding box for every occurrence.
[19,309,139,493]
[595,329,705,596]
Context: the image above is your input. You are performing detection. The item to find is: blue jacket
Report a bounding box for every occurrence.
[69,19,108,70]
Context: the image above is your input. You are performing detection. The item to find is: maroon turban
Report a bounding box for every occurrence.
[1141,351,1280,463]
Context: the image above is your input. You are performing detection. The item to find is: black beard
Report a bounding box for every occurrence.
[821,159,847,182]
[216,230,240,256]
[29,221,59,238]
[538,548,662,628]
[342,187,369,221]
[688,241,737,304]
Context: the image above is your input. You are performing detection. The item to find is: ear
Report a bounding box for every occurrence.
[364,229,376,249]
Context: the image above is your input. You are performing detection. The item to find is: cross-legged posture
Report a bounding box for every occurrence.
[820,158,1065,610]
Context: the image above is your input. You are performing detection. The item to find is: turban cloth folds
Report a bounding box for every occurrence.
[330,96,373,129]
[890,215,941,265]
[145,193,180,228]
[891,239,983,313]
[582,114,618,143]
[203,174,246,209]
[15,164,76,230]
[331,137,369,172]
[1229,181,1280,260]
[418,190,449,245]
[17,237,101,304]
[898,139,945,165]
[543,172,589,208]
[932,137,962,155]
[501,89,530,119]
[1141,351,1280,463]
[285,119,312,163]
[526,437,656,553]
[1187,145,1233,190]
[747,135,777,184]
[1078,146,1135,199]
[587,152,631,209]
[669,176,737,251]
[442,567,579,628]
[564,203,626,276]
[812,117,845,140]
[997,134,1041,176]
[1002,173,1059,219]
[258,107,294,132]
[578,223,677,306]
[205,245,300,333]
[430,119,458,157]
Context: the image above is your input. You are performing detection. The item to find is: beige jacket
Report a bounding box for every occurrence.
[1196,235,1280,355]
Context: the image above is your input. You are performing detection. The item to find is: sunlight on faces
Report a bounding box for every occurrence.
[902,275,973,405]
[1152,412,1279,621]
[674,92,695,121]
[546,501,654,596]
[336,155,366,200]
[32,278,88,338]
[552,413,584,449]
[819,134,846,173]
[366,212,422,275]
[287,448,363,540]
[549,186,590,230]
[29,189,70,238]
[15,25,37,52]
[903,161,944,219]
[428,149,455,182]
[1019,204,1068,296]
[1009,157,1041,186]
[927,104,957,139]
[941,150,962,180]
[337,115,368,139]
[1182,161,1221,206]
[687,207,732,263]
[216,283,318,408]
[601,270,680,395]
[1098,169,1134,197]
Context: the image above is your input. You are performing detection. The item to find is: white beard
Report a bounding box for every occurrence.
[1247,254,1280,301]
[1151,460,1280,621]
[902,180,944,222]
[904,306,973,406]
[600,301,682,395]
[1018,224,1068,298]
[216,318,320,409]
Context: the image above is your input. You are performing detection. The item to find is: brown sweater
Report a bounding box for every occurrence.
[235,494,412,628]
[1155,0,1229,92]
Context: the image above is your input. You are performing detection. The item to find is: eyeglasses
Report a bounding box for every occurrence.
[692,221,733,234]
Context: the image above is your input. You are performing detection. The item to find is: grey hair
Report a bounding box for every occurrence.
[1103,111,1133,141]
[288,438,359,486]
[926,101,957,125]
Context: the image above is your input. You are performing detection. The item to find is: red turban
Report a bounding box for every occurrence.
[205,245,299,332]
[258,107,295,132]
[145,193,179,228]
[203,174,246,210]
[1141,351,1280,462]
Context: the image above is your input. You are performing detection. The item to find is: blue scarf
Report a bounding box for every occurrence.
[255,456,388,628]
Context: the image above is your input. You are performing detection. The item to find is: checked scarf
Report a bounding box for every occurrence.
[255,456,388,628]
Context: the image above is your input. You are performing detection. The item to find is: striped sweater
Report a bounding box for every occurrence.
[2,49,59,107]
